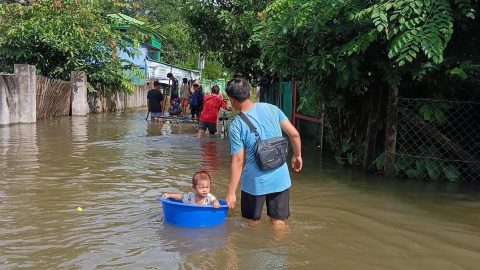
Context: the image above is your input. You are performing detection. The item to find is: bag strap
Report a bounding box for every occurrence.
[238,112,261,141]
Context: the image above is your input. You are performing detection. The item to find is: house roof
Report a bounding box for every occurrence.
[107,13,165,41]
[108,13,145,27]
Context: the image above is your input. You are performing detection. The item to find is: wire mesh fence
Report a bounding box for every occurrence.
[394,98,480,182]
[36,76,71,119]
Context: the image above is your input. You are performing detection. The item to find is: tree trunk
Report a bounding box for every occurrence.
[384,85,398,177]
[363,88,383,171]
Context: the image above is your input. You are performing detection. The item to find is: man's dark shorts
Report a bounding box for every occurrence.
[198,121,217,134]
[241,188,290,220]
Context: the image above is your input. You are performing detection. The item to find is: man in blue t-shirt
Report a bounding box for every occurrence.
[225,78,302,228]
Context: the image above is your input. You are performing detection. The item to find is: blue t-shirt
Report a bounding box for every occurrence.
[229,103,291,195]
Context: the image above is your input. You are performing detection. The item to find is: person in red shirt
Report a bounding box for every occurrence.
[197,85,229,138]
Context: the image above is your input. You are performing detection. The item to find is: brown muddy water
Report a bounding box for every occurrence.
[0,111,479,270]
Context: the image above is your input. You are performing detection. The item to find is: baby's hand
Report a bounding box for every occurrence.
[213,200,220,208]
[162,193,169,199]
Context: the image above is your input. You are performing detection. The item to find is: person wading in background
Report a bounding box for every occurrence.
[197,85,229,138]
[180,78,190,115]
[147,81,164,120]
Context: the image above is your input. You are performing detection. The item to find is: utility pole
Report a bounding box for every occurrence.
[198,53,205,80]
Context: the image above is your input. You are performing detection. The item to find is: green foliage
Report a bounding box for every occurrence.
[442,165,461,181]
[117,0,231,80]
[202,57,228,80]
[156,21,199,67]
[130,0,183,26]
[448,61,480,80]
[184,0,271,77]
[182,0,478,181]
[354,0,470,66]
[334,138,357,165]
[0,0,148,92]
[395,147,461,181]
[419,102,451,124]
[373,152,385,171]
[252,0,478,171]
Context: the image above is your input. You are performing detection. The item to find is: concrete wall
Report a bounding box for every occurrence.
[0,65,36,125]
[88,84,150,113]
[0,75,18,125]
[125,84,149,108]
[71,71,88,116]
[1,63,152,123]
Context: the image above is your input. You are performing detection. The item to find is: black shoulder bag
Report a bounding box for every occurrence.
[238,112,288,171]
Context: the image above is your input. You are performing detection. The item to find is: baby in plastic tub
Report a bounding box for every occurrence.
[163,170,220,208]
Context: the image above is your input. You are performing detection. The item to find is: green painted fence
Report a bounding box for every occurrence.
[202,79,226,94]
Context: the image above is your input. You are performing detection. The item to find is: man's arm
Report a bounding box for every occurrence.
[226,149,244,209]
[220,99,228,110]
[280,120,302,172]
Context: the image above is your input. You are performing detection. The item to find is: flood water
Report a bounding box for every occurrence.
[1,111,479,270]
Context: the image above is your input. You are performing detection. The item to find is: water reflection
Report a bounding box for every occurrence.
[71,116,88,154]
[146,122,162,137]
[0,123,38,171]
[200,139,220,172]
[159,223,227,253]
[146,121,198,137]
[161,121,172,135]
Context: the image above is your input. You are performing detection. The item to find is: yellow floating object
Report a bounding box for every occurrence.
[77,206,83,212]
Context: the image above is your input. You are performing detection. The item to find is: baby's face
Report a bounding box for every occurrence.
[193,179,211,197]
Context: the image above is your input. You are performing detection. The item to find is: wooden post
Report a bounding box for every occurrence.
[315,103,325,150]
[384,85,398,177]
[363,89,382,171]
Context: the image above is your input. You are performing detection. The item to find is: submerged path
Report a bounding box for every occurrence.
[0,112,479,269]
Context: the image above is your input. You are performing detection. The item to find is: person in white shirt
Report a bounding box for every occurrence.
[163,170,220,208]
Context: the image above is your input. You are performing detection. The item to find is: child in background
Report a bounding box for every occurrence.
[190,83,201,119]
[180,78,190,115]
[163,170,220,208]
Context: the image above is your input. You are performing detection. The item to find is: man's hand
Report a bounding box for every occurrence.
[291,156,303,172]
[226,193,236,209]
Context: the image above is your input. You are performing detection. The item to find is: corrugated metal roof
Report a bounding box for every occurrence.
[107,13,145,26]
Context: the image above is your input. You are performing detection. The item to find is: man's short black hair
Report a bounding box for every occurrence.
[182,78,188,83]
[153,81,160,86]
[211,85,220,94]
[167,73,173,78]
[226,78,250,102]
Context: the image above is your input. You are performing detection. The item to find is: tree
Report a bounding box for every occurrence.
[107,0,229,80]
[184,0,272,78]
[0,0,149,91]
[253,0,478,169]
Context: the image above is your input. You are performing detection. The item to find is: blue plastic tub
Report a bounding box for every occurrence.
[159,197,229,228]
